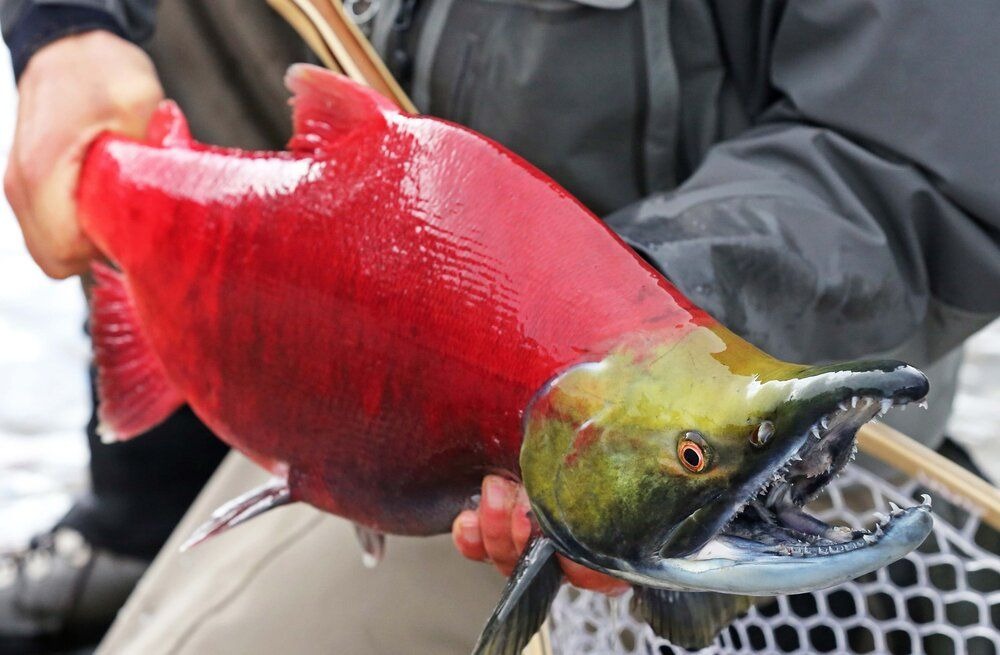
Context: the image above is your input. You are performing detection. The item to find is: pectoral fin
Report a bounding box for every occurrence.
[630,587,759,650]
[90,262,183,441]
[181,478,292,551]
[472,536,561,655]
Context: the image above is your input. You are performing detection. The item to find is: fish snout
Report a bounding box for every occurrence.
[802,359,928,403]
[783,360,928,429]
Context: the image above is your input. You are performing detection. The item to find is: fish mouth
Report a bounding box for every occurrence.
[715,394,927,560]
[622,363,935,594]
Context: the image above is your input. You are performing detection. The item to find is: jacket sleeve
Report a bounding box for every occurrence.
[1,0,157,79]
[607,0,1000,367]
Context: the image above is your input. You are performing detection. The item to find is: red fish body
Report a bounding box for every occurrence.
[79,66,707,536]
[77,66,936,653]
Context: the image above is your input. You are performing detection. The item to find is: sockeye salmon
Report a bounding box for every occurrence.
[77,65,933,652]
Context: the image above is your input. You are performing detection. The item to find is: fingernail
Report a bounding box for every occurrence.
[485,477,511,510]
[513,509,532,538]
[514,486,529,508]
[460,517,481,545]
[606,583,630,597]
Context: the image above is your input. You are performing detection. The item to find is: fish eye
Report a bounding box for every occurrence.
[678,431,710,473]
[750,420,775,447]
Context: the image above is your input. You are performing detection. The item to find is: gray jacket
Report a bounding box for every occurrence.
[4,0,999,443]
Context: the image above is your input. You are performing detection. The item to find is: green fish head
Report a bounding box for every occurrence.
[520,325,931,594]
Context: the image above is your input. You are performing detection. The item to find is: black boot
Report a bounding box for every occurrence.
[0,528,147,654]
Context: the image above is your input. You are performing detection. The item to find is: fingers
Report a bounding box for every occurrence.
[6,142,96,278]
[558,555,630,596]
[451,509,486,562]
[479,475,520,575]
[451,476,531,577]
[450,476,630,596]
[4,140,31,231]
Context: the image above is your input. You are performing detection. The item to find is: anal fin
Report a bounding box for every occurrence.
[181,478,292,551]
[630,587,760,650]
[90,262,183,441]
[473,536,561,655]
[353,524,386,568]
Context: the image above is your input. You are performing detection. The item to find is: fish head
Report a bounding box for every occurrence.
[520,325,932,595]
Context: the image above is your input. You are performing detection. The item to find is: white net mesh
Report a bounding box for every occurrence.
[548,463,1000,655]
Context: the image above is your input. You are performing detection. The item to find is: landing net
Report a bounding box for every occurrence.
[547,461,1000,654]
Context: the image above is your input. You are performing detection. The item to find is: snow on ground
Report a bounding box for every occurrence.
[0,46,89,549]
[0,40,996,554]
[948,321,1000,482]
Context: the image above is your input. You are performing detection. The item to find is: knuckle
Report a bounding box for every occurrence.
[2,168,16,202]
[38,254,75,279]
[39,242,86,279]
[17,157,42,190]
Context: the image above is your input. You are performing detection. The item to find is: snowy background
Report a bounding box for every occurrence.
[0,41,996,551]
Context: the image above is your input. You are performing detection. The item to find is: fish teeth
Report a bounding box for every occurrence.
[820,416,830,430]
[918,399,929,409]
[879,399,892,415]
[838,401,848,412]
[872,512,889,525]
[874,524,884,536]
[921,494,932,507]
[851,396,858,408]
[863,533,877,544]
[810,426,822,440]
[889,502,902,515]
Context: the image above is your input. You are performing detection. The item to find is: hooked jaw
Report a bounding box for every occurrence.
[618,496,933,594]
[628,361,934,595]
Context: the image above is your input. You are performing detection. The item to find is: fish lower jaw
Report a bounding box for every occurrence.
[763,494,932,559]
[691,497,932,565]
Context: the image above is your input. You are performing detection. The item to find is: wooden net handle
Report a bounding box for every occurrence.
[858,422,1000,530]
[266,0,417,112]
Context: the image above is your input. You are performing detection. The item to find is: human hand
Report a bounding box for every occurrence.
[4,30,164,278]
[451,475,630,595]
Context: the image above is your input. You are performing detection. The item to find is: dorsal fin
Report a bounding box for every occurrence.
[90,262,184,441]
[284,63,399,156]
[145,100,193,148]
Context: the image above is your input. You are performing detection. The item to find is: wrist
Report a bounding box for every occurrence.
[5,6,128,82]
